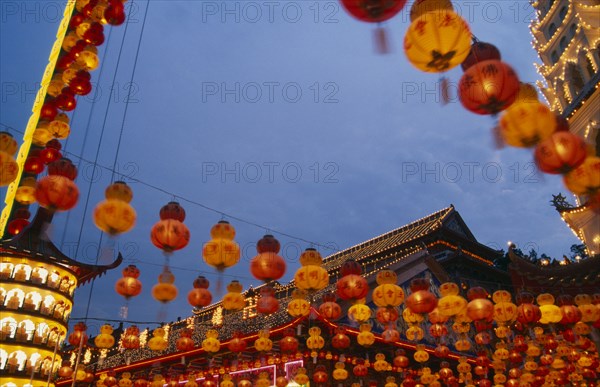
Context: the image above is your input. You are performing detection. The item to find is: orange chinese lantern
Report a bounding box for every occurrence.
[499,101,557,147]
[176,328,195,352]
[563,156,600,195]
[318,292,342,320]
[336,259,368,301]
[58,361,73,378]
[461,40,501,71]
[466,287,494,321]
[0,132,19,186]
[331,327,350,350]
[122,326,140,349]
[0,131,18,155]
[313,365,328,384]
[516,292,541,325]
[68,322,88,347]
[227,331,247,353]
[15,177,37,205]
[406,278,438,314]
[535,131,588,174]
[256,285,279,314]
[557,295,582,325]
[404,10,471,73]
[187,276,212,308]
[94,181,136,236]
[35,158,79,211]
[279,328,299,353]
[115,264,142,299]
[48,113,70,139]
[250,235,286,282]
[458,60,520,115]
[152,268,178,303]
[294,248,329,292]
[306,327,325,351]
[202,220,241,271]
[151,202,190,253]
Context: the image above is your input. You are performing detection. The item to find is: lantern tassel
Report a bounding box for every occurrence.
[492,121,505,149]
[374,26,390,54]
[440,76,450,105]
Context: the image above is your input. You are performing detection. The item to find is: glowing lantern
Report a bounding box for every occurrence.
[115,265,142,299]
[58,361,73,378]
[250,235,286,281]
[75,44,99,70]
[313,365,328,384]
[0,148,18,187]
[48,113,70,139]
[105,1,126,25]
[458,60,520,115]
[382,326,401,342]
[293,368,309,385]
[516,292,541,325]
[287,289,310,317]
[306,326,325,350]
[331,327,351,349]
[348,301,372,323]
[187,276,212,308]
[68,322,88,347]
[256,285,279,314]
[122,326,140,349]
[557,295,582,325]
[333,362,349,381]
[374,353,390,371]
[227,331,247,353]
[0,131,18,154]
[318,292,342,320]
[148,328,168,351]
[151,202,190,253]
[499,101,557,147]
[406,324,425,341]
[219,375,233,387]
[376,306,399,324]
[94,324,115,349]
[357,323,375,347]
[372,269,404,308]
[94,181,137,235]
[535,131,587,174]
[404,10,471,72]
[119,373,133,387]
[275,375,288,387]
[409,0,452,21]
[294,248,329,292]
[24,149,45,174]
[353,360,369,377]
[537,293,562,324]
[406,278,438,314]
[152,268,178,303]
[222,280,245,311]
[35,158,79,211]
[279,328,299,353]
[461,41,501,72]
[201,329,220,353]
[466,287,494,321]
[160,201,186,221]
[15,177,37,204]
[394,349,410,369]
[575,294,600,323]
[176,328,195,352]
[336,259,368,301]
[7,217,29,235]
[254,329,272,352]
[563,156,600,195]
[202,220,241,271]
[493,290,517,324]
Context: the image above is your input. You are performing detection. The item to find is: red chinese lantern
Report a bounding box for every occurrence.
[160,201,186,221]
[376,306,399,324]
[319,293,342,320]
[55,87,77,111]
[115,265,143,298]
[68,322,88,347]
[40,139,63,164]
[151,202,190,253]
[187,276,213,308]
[405,278,437,314]
[176,328,195,352]
[24,149,45,174]
[336,259,368,301]
[458,60,520,115]
[256,285,279,314]
[250,235,286,282]
[122,326,140,349]
[104,1,126,25]
[40,99,58,121]
[313,365,328,383]
[466,287,494,321]
[393,349,410,368]
[35,158,79,211]
[279,328,299,353]
[461,41,501,71]
[227,331,247,353]
[563,156,600,195]
[353,360,369,377]
[331,327,351,349]
[535,131,587,174]
[409,0,453,21]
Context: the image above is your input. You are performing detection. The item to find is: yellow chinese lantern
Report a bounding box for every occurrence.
[119,372,133,387]
[222,280,245,311]
[152,268,178,303]
[0,131,18,155]
[537,293,562,324]
[499,101,557,147]
[94,181,136,236]
[357,323,375,347]
[403,306,425,323]
[76,45,100,70]
[575,294,600,323]
[404,10,472,73]
[306,326,325,350]
[563,156,600,195]
[372,269,405,308]
[414,344,430,363]
[33,122,53,146]
[94,324,115,349]
[454,338,471,351]
[333,362,348,381]
[0,147,18,186]
[287,289,310,317]
[294,248,329,292]
[48,113,70,139]
[148,327,168,351]
[219,375,233,387]
[254,329,272,352]
[202,221,241,271]
[201,329,221,353]
[293,368,309,385]
[15,177,37,204]
[384,376,398,387]
[374,353,390,371]
[493,290,517,324]
[437,282,467,316]
[405,324,424,341]
[348,301,372,323]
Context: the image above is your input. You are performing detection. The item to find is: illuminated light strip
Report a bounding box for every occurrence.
[426,241,494,265]
[0,1,76,236]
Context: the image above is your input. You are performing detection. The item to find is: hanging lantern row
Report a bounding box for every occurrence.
[3,0,128,236]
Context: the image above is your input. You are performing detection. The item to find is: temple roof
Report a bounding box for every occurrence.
[0,207,122,286]
[551,193,600,256]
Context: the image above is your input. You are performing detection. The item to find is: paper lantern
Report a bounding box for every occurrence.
[306,326,325,350]
[68,322,88,347]
[499,101,557,147]
[152,268,178,303]
[187,276,212,308]
[94,324,115,349]
[353,360,369,377]
[466,288,494,321]
[115,265,142,299]
[404,10,471,73]
[48,113,71,139]
[201,329,220,353]
[55,87,77,111]
[458,60,520,115]
[257,285,280,314]
[176,328,195,352]
[535,131,587,174]
[294,248,328,292]
[336,259,368,301]
[376,306,399,324]
[333,362,349,381]
[15,177,37,204]
[394,350,410,368]
[538,293,563,324]
[293,368,309,385]
[348,301,372,323]
[357,323,375,347]
[222,280,245,311]
[122,326,140,349]
[148,328,168,351]
[0,131,18,155]
[287,289,310,317]
[382,326,401,342]
[250,235,286,281]
[409,0,452,21]
[563,156,600,195]
[202,221,241,271]
[35,159,79,210]
[340,0,406,22]
[254,329,272,352]
[227,331,247,353]
[318,293,342,320]
[331,328,351,349]
[58,361,73,378]
[406,278,438,314]
[94,182,136,235]
[105,180,133,202]
[105,1,126,25]
[461,41,501,71]
[151,218,190,253]
[279,328,299,353]
[372,269,404,308]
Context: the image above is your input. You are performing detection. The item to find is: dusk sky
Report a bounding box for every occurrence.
[0,0,582,328]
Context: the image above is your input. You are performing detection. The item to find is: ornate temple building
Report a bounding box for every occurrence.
[531,0,600,256]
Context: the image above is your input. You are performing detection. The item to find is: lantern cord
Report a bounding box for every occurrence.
[3,120,339,253]
[110,0,151,183]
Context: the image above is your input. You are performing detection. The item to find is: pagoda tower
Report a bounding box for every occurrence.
[531,0,600,255]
